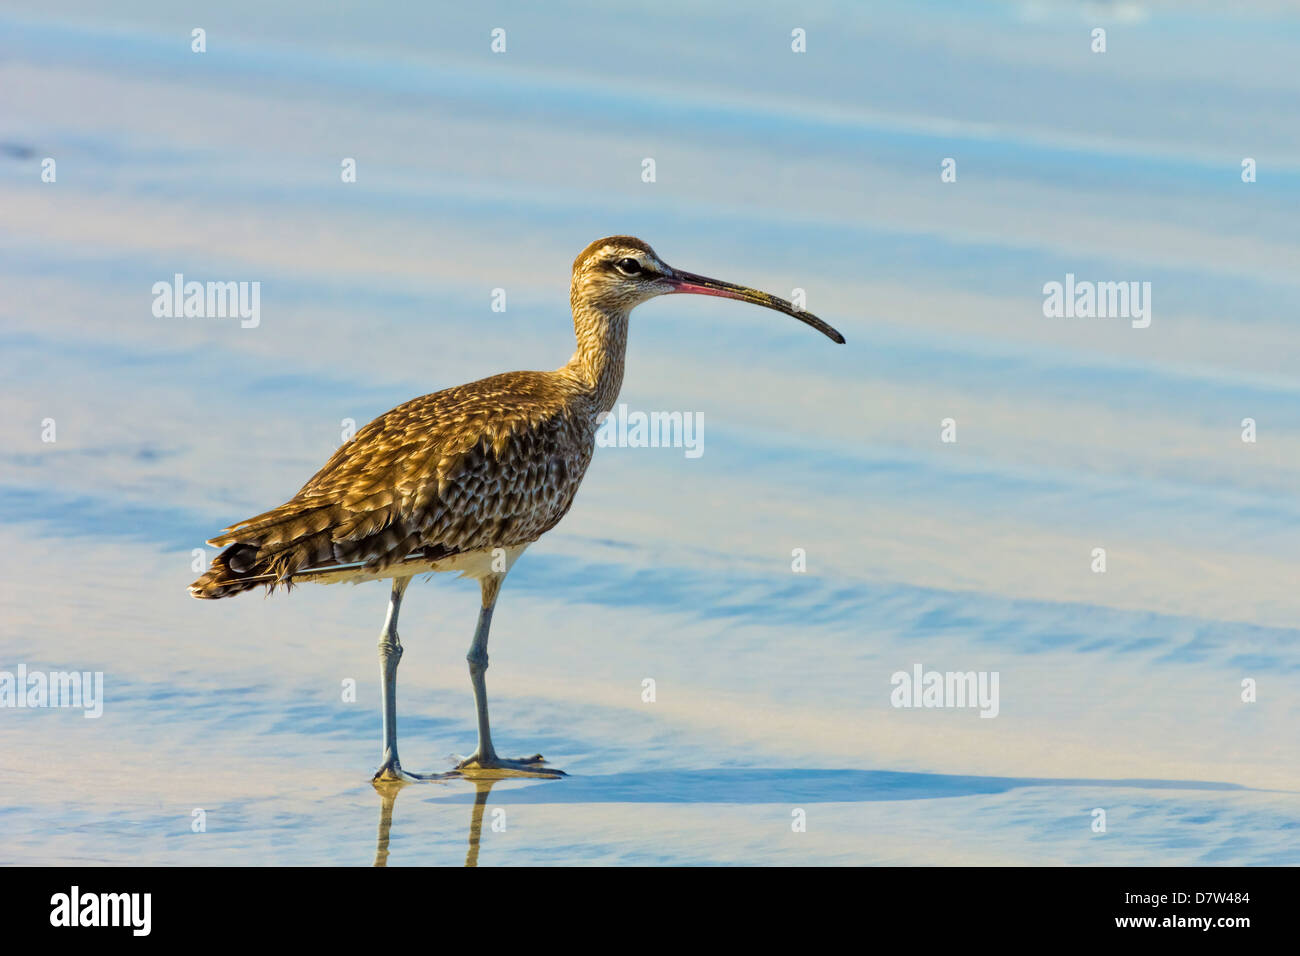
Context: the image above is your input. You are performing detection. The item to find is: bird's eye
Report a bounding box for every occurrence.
[613,257,642,276]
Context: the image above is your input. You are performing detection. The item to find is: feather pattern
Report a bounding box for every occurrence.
[190,370,599,598]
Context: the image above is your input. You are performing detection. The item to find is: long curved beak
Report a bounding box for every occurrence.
[665,269,846,344]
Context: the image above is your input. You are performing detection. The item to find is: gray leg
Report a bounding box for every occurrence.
[467,597,498,760]
[374,577,420,782]
[454,574,563,777]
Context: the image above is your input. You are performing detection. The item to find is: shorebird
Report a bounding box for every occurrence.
[190,236,844,781]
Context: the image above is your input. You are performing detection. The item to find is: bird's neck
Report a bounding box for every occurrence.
[564,301,629,415]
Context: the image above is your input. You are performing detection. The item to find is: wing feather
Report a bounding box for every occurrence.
[194,370,594,595]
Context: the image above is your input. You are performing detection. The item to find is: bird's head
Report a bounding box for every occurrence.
[570,235,845,344]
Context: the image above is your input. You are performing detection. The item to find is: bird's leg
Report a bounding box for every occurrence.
[374,577,424,782]
[454,574,564,778]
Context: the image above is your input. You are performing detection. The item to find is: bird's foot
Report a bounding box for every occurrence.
[452,751,565,778]
[373,755,434,784]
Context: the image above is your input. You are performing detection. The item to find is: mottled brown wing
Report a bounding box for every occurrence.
[200,371,591,590]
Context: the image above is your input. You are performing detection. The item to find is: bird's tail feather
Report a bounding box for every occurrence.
[188,525,429,599]
[188,543,283,599]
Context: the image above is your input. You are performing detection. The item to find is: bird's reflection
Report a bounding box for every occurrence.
[462,779,496,867]
[372,780,402,867]
[372,777,503,867]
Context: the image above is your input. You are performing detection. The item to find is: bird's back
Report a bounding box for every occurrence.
[190,370,596,598]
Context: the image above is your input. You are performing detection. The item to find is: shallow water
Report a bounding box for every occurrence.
[1,0,1298,865]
